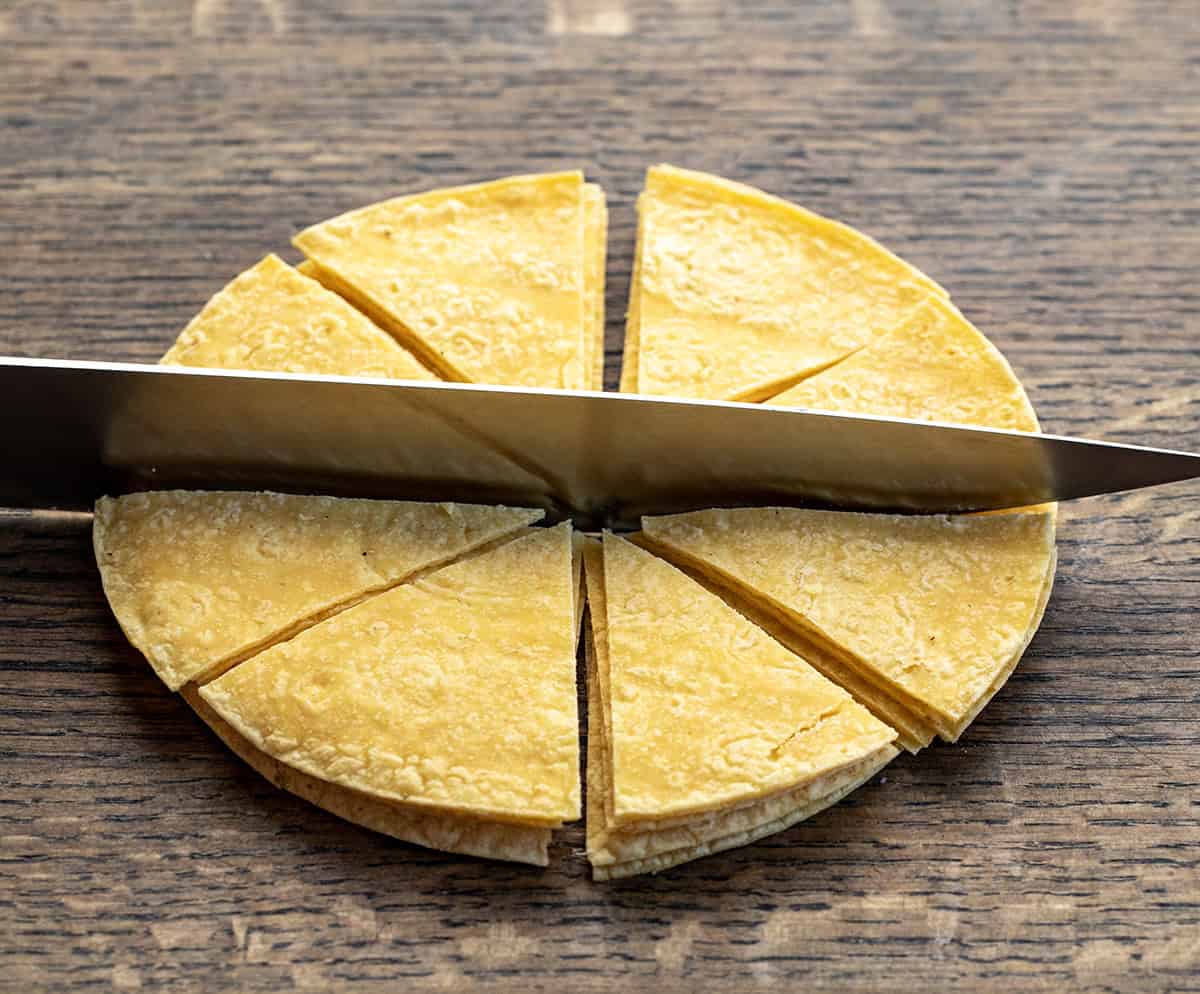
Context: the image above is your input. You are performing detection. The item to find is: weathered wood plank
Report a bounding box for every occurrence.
[1,2,1199,990]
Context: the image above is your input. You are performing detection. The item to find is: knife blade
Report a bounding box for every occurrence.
[3,356,1198,527]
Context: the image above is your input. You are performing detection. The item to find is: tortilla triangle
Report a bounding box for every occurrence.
[294,172,590,389]
[162,254,435,380]
[770,294,1039,428]
[624,164,946,402]
[583,534,896,877]
[94,491,542,691]
[583,183,608,390]
[640,507,1056,745]
[199,525,580,826]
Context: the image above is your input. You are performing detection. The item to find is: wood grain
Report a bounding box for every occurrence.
[2,2,1199,991]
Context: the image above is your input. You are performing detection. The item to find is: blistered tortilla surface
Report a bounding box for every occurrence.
[161,253,434,380]
[94,491,541,691]
[294,172,588,389]
[200,525,581,825]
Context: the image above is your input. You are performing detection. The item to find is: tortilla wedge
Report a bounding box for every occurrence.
[161,253,435,380]
[199,525,581,826]
[769,294,1040,428]
[184,523,578,865]
[618,192,645,394]
[93,491,542,691]
[624,164,946,402]
[583,183,608,390]
[183,688,552,865]
[582,534,896,878]
[294,172,590,389]
[640,507,1057,748]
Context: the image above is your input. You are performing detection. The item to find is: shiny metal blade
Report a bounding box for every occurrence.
[3,357,1198,524]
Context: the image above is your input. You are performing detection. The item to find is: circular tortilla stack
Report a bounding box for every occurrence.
[91,166,1055,877]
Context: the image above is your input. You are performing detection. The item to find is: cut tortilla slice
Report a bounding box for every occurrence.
[177,523,578,865]
[583,183,608,390]
[199,524,580,827]
[618,192,646,394]
[640,507,1057,747]
[755,296,1055,745]
[94,491,542,691]
[583,534,896,878]
[624,164,947,402]
[623,536,936,754]
[769,294,1040,429]
[585,608,893,879]
[572,530,587,644]
[587,706,892,879]
[161,254,436,381]
[294,172,589,389]
[183,688,552,865]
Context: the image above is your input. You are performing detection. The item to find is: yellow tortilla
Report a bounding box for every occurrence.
[618,192,646,394]
[625,164,946,402]
[294,172,589,389]
[586,583,893,878]
[583,536,896,878]
[161,254,435,381]
[200,525,580,826]
[589,726,892,880]
[572,530,587,644]
[295,258,333,286]
[626,536,936,754]
[731,602,937,753]
[93,491,542,691]
[183,688,551,865]
[770,295,1039,429]
[640,507,1057,744]
[583,183,608,390]
[758,293,1054,743]
[585,533,894,840]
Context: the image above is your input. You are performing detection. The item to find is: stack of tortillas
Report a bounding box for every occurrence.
[93,167,1055,876]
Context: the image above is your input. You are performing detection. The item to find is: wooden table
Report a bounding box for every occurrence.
[3,2,1199,990]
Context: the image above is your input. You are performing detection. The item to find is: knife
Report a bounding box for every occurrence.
[3,356,1198,528]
